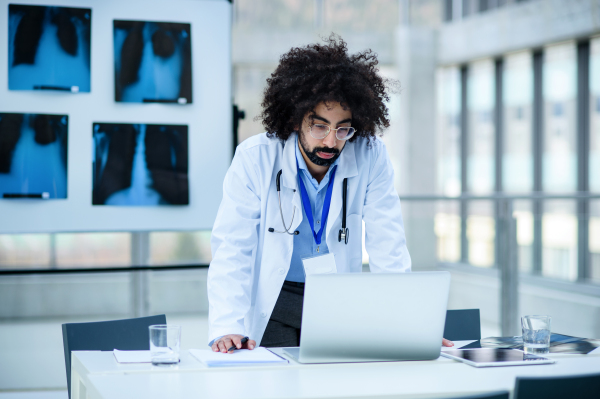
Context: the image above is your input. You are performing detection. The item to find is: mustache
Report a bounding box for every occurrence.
[312,147,339,154]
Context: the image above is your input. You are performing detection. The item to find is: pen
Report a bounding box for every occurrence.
[228,336,249,352]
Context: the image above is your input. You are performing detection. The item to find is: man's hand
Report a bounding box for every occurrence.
[211,334,256,353]
[442,338,454,347]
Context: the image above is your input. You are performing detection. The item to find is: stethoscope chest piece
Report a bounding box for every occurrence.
[338,227,349,244]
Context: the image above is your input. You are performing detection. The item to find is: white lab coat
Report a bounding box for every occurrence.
[207,132,411,345]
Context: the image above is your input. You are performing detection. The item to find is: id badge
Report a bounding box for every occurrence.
[301,253,338,276]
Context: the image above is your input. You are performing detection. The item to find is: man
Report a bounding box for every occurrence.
[208,36,452,352]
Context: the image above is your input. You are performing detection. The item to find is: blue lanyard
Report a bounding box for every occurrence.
[296,159,337,249]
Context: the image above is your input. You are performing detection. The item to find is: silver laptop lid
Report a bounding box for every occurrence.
[297,271,451,363]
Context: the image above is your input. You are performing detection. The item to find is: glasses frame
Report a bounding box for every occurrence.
[309,123,355,141]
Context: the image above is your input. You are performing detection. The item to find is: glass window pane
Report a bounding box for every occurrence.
[55,232,131,268]
[0,234,51,269]
[435,201,461,263]
[149,231,212,265]
[543,42,577,192]
[234,66,276,144]
[467,201,495,267]
[436,67,462,196]
[542,200,578,281]
[514,200,534,273]
[503,51,533,192]
[590,200,600,283]
[324,0,399,32]
[590,36,600,192]
[467,59,496,194]
[233,0,314,30]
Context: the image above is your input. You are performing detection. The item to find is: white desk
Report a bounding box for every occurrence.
[72,349,600,399]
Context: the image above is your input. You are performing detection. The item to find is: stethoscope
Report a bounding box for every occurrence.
[268,170,349,244]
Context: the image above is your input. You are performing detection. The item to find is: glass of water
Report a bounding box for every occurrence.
[149,324,181,365]
[521,315,551,354]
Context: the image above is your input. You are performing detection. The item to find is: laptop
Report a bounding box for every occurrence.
[283,271,451,364]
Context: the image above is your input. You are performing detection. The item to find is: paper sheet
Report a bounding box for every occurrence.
[441,340,477,352]
[113,349,151,363]
[189,347,288,367]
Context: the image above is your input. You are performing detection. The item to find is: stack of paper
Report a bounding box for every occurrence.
[113,349,151,363]
[189,347,288,367]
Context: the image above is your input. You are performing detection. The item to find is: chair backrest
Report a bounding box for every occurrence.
[444,309,481,341]
[514,373,600,399]
[62,314,166,399]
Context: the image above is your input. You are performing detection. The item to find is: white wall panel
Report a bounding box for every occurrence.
[0,0,232,233]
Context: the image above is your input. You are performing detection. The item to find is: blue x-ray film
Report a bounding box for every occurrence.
[113,20,192,103]
[92,123,189,206]
[0,113,68,199]
[8,5,91,92]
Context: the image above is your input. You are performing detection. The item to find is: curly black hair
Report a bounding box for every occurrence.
[259,34,395,142]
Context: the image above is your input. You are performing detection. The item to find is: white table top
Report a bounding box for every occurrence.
[73,349,600,399]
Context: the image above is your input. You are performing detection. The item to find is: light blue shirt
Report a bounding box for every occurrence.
[285,139,340,282]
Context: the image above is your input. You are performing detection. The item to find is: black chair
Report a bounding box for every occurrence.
[514,373,600,399]
[62,314,166,399]
[444,309,481,341]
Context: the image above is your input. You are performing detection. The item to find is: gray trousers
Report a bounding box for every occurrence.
[260,281,305,348]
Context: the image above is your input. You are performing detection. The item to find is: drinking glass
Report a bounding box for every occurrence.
[521,315,551,354]
[149,324,181,364]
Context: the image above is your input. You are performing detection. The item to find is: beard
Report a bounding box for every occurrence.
[299,132,341,166]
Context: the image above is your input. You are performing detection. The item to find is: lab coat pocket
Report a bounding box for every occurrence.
[346,214,363,268]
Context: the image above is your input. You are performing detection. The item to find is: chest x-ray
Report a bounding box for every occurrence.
[93,123,189,206]
[0,113,68,199]
[8,4,91,92]
[113,20,192,104]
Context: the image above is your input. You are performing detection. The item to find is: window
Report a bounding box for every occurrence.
[591,200,600,283]
[435,67,462,263]
[467,59,496,194]
[503,51,533,192]
[436,67,462,196]
[0,231,212,270]
[542,201,578,281]
[590,37,600,192]
[467,201,495,267]
[513,201,534,272]
[542,42,577,192]
[150,231,212,265]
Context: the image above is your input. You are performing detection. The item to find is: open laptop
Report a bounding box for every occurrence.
[283,271,451,364]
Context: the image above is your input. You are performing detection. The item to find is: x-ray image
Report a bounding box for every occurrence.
[93,123,189,206]
[0,113,68,199]
[8,5,91,92]
[113,20,192,104]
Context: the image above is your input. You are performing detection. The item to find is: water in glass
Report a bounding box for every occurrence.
[521,315,551,354]
[149,325,181,365]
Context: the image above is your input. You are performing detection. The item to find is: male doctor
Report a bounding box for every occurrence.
[208,37,453,352]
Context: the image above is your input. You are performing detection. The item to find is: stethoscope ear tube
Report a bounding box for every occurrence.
[276,170,282,191]
[270,169,349,244]
[338,178,348,244]
[270,169,297,235]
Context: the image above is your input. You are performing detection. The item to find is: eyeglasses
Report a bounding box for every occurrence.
[309,124,355,141]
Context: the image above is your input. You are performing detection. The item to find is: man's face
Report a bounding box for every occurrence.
[298,101,352,167]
